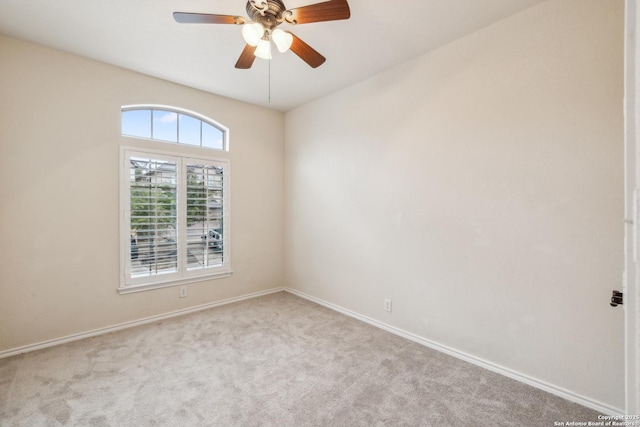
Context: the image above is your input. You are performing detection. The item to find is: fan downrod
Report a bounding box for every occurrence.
[246,0,287,30]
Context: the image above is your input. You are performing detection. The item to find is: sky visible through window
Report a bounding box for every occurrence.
[122,108,225,150]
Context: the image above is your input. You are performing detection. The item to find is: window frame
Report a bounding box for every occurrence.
[121,104,230,151]
[119,146,231,294]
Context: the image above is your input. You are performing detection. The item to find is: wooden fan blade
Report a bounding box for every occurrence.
[173,12,244,25]
[289,33,326,68]
[284,0,350,25]
[235,44,257,69]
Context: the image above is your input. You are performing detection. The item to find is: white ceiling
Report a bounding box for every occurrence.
[0,0,545,111]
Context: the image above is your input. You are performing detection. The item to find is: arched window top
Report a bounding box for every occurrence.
[121,105,228,151]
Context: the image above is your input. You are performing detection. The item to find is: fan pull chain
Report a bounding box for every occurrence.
[268,57,271,104]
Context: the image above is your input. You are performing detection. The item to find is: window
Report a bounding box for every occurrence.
[120,149,230,292]
[119,105,230,293]
[122,105,228,151]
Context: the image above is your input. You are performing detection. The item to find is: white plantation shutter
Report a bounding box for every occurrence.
[121,149,230,292]
[129,156,179,279]
[185,162,225,271]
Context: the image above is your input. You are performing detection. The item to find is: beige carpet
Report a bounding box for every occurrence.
[1,291,601,426]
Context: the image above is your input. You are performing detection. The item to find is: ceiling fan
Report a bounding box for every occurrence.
[173,0,351,69]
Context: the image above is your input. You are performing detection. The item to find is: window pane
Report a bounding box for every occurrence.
[179,114,201,146]
[129,156,178,278]
[122,110,151,138]
[152,110,178,143]
[122,148,229,291]
[186,163,224,270]
[122,107,225,151]
[202,122,224,150]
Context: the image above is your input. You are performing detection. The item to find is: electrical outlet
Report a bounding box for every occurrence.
[179,286,188,298]
[384,299,392,312]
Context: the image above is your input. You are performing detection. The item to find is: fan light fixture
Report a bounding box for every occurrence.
[254,37,272,59]
[242,22,264,46]
[272,29,293,53]
[243,24,292,59]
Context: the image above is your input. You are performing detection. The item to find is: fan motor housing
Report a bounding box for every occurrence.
[246,0,286,29]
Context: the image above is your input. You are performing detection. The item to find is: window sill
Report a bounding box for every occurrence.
[118,271,233,295]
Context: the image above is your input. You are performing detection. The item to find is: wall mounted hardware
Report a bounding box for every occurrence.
[610,290,623,307]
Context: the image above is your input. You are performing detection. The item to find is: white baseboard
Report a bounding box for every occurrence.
[284,287,624,416]
[0,287,284,360]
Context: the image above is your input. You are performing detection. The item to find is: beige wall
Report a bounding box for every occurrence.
[0,35,285,351]
[285,0,625,410]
